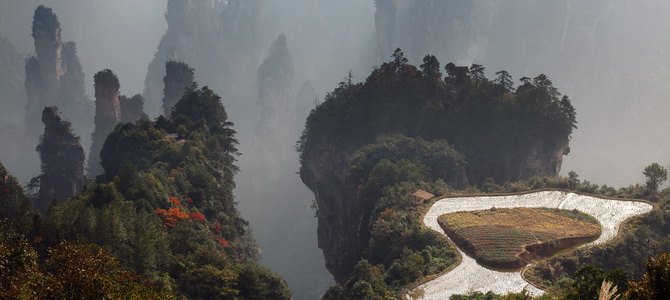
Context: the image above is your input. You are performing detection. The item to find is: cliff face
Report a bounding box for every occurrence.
[301,134,470,284]
[0,38,27,180]
[143,0,216,115]
[25,5,91,124]
[143,0,268,117]
[220,0,268,95]
[119,94,145,123]
[162,61,194,116]
[467,134,571,186]
[24,6,93,176]
[36,106,85,213]
[300,139,372,284]
[294,81,318,133]
[31,5,64,97]
[0,38,26,125]
[374,0,486,64]
[24,57,43,130]
[299,57,574,284]
[254,35,296,177]
[89,69,121,177]
[518,137,569,180]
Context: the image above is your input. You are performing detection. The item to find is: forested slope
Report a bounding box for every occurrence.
[298,50,577,296]
[1,84,291,299]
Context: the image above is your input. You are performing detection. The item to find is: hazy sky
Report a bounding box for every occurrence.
[0,0,167,96]
[1,3,670,298]
[1,0,669,213]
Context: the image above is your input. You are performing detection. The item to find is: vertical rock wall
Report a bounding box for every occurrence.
[143,0,268,118]
[36,106,85,213]
[162,61,194,116]
[255,34,296,175]
[24,5,93,180]
[119,94,145,124]
[374,0,487,64]
[89,69,121,177]
[299,138,369,285]
[31,5,64,98]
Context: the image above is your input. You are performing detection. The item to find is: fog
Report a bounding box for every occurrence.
[0,0,167,96]
[1,0,669,298]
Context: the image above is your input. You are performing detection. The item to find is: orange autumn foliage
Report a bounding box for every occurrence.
[155,207,189,228]
[168,197,182,207]
[217,237,230,247]
[189,212,206,222]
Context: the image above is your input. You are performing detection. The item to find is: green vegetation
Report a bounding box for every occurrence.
[322,135,461,299]
[0,161,38,238]
[627,252,670,299]
[450,290,532,300]
[451,251,670,299]
[0,221,174,299]
[466,166,670,299]
[300,49,576,298]
[0,84,291,299]
[644,163,667,199]
[320,162,670,299]
[296,49,583,298]
[119,94,145,123]
[32,5,60,37]
[163,61,194,116]
[299,49,577,185]
[438,208,601,269]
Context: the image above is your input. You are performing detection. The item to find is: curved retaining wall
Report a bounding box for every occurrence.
[407,190,652,300]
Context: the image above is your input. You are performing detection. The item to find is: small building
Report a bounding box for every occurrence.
[412,190,435,205]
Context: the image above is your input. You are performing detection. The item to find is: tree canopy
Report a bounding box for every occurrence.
[644,163,667,197]
[0,83,290,299]
[299,50,577,185]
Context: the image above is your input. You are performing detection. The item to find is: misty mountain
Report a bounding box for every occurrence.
[35,106,85,213]
[371,0,670,186]
[1,1,670,299]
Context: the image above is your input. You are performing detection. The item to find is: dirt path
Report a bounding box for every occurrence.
[407,191,652,300]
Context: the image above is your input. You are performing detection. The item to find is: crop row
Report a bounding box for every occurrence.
[407,190,653,300]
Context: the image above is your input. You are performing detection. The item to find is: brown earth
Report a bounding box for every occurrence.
[438,207,601,269]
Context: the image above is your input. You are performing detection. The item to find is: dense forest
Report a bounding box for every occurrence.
[2,2,670,300]
[1,82,291,298]
[298,49,577,290]
[298,50,670,299]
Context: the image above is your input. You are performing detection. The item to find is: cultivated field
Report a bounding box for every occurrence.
[438,207,601,269]
[407,190,652,300]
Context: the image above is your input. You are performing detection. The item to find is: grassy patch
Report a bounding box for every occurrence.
[438,207,601,269]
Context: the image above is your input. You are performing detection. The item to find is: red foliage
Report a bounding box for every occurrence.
[186,197,194,207]
[210,222,223,234]
[189,212,206,223]
[168,197,182,207]
[217,237,229,247]
[155,207,189,228]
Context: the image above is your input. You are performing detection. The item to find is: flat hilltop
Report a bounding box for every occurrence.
[438,207,601,269]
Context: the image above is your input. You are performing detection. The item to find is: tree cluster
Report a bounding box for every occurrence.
[299,49,576,186]
[0,84,291,299]
[322,135,462,298]
[299,49,577,298]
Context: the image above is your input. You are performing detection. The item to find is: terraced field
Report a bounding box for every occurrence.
[438,207,601,269]
[406,190,653,300]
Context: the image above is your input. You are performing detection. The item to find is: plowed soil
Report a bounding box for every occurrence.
[438,207,601,269]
